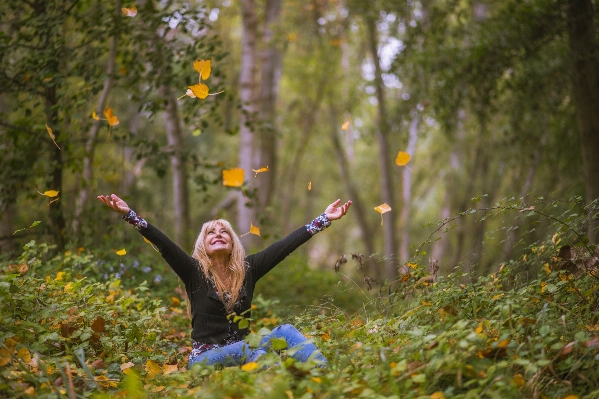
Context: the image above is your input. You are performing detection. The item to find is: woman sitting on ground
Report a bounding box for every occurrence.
[97,194,352,368]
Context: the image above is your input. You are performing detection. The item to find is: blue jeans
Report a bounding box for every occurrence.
[188,324,327,368]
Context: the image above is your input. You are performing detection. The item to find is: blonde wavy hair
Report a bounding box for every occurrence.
[190,219,247,313]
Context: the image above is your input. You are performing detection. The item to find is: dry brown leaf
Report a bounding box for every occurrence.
[121,7,137,17]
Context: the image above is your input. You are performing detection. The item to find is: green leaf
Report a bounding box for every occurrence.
[270,337,287,350]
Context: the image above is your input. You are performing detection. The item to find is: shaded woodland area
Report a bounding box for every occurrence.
[3,1,599,397]
[1,0,598,278]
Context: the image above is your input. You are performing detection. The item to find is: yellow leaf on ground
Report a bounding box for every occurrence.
[24,387,35,396]
[193,59,211,80]
[342,118,350,130]
[406,262,417,269]
[395,151,411,166]
[252,166,269,177]
[562,396,580,399]
[163,364,178,374]
[104,107,119,126]
[241,362,258,371]
[4,338,17,351]
[512,374,525,387]
[0,349,12,366]
[188,83,209,99]
[492,293,504,300]
[308,181,311,190]
[39,190,59,198]
[145,360,162,378]
[430,392,445,399]
[222,168,245,187]
[121,6,137,17]
[497,339,510,348]
[115,249,126,256]
[151,386,166,392]
[311,377,322,383]
[95,375,118,388]
[17,348,31,363]
[105,294,114,304]
[543,263,551,275]
[476,322,483,334]
[92,111,100,121]
[54,272,65,281]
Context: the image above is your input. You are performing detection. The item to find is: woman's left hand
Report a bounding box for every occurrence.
[324,199,352,221]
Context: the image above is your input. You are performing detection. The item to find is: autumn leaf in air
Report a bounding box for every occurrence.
[222,168,245,187]
[45,124,61,150]
[121,6,137,17]
[374,203,392,225]
[308,181,312,190]
[241,222,261,238]
[252,166,269,177]
[92,111,100,120]
[193,59,211,80]
[395,151,411,166]
[115,249,127,256]
[342,118,351,130]
[39,190,60,198]
[104,106,119,126]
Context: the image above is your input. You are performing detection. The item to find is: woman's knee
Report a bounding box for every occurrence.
[273,324,299,336]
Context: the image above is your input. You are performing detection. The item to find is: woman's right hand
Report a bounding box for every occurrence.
[97,194,131,215]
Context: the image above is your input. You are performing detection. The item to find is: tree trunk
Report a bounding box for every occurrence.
[566,0,599,244]
[237,0,259,244]
[366,16,397,279]
[399,110,419,266]
[73,4,119,237]
[164,87,190,247]
[255,0,282,215]
[328,104,377,273]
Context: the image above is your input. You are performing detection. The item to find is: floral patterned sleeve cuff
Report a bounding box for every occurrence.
[305,213,331,235]
[122,210,148,230]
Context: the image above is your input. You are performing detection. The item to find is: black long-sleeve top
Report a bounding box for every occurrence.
[138,222,315,344]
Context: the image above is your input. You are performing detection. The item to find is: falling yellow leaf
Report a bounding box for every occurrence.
[222,168,245,187]
[39,190,59,198]
[374,203,392,214]
[250,222,260,236]
[430,392,445,399]
[395,151,411,166]
[308,181,312,190]
[45,124,60,150]
[193,59,211,80]
[104,107,119,126]
[374,203,392,225]
[115,249,126,256]
[241,362,259,371]
[17,348,31,363]
[145,360,162,378]
[188,84,210,99]
[92,111,100,121]
[342,118,351,130]
[121,6,137,17]
[95,375,117,388]
[252,166,269,177]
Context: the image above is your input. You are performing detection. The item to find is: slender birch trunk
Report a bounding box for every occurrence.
[399,110,419,267]
[73,1,120,237]
[366,16,397,279]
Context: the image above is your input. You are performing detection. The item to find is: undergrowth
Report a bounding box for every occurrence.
[1,197,599,398]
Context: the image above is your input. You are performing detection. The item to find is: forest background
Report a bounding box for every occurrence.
[2,0,599,398]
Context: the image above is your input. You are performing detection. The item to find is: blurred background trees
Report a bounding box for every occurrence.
[1,0,597,282]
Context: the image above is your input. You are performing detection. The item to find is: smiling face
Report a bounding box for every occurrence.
[203,222,233,258]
